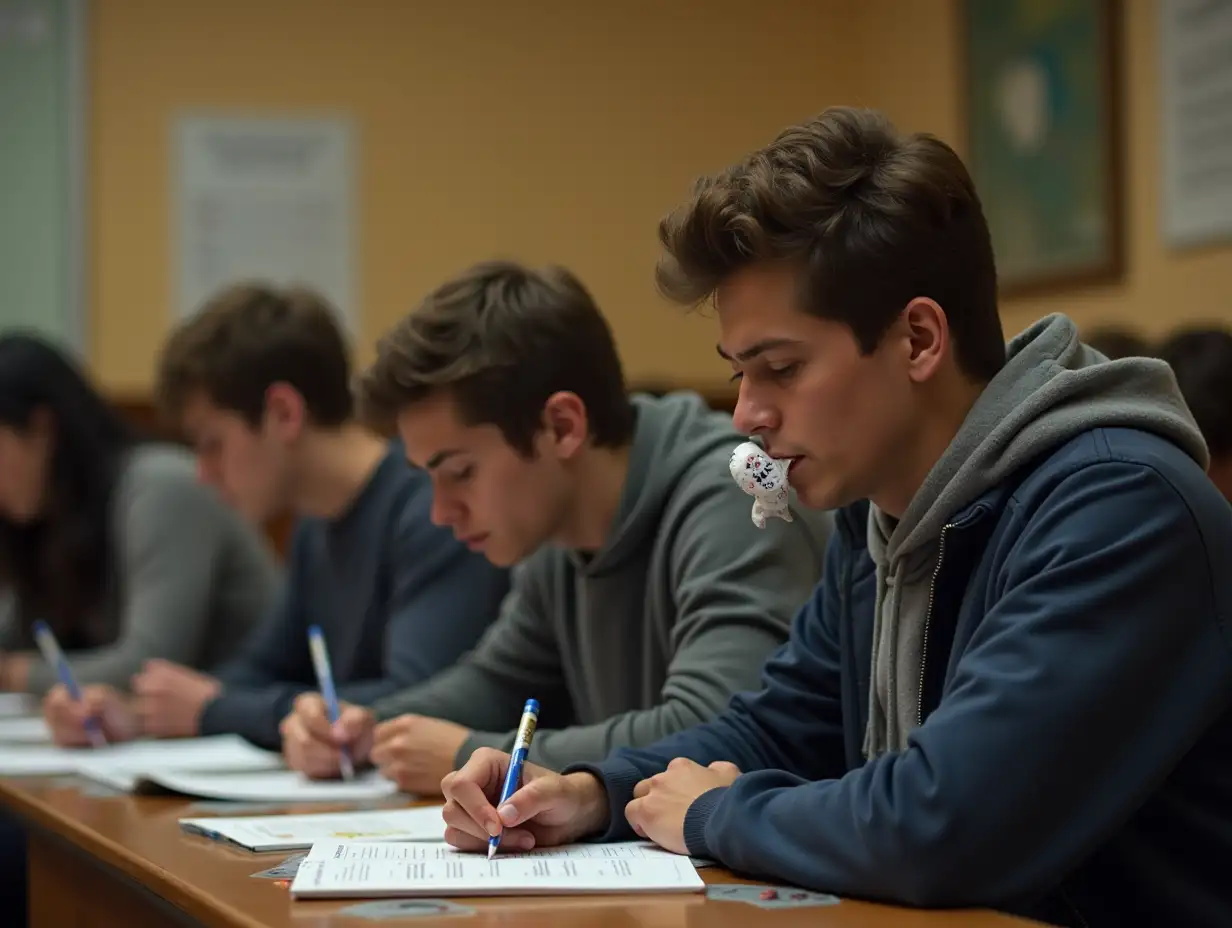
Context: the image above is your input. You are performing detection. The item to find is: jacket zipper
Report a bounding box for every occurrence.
[916,521,954,728]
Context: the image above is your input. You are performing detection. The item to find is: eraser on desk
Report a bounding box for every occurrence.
[706,884,840,909]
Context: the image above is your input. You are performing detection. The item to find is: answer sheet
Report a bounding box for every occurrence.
[290,840,706,899]
[179,804,445,852]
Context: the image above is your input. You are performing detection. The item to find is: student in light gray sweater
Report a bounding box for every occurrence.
[281,261,832,794]
[0,334,279,695]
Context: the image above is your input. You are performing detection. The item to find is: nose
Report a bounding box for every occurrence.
[429,489,460,529]
[731,380,780,436]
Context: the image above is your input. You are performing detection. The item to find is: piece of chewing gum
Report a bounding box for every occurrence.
[729,441,794,529]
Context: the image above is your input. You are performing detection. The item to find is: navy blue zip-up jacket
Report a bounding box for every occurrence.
[578,316,1232,927]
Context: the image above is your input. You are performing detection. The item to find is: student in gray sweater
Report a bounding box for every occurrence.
[0,333,279,694]
[281,261,832,794]
[44,285,510,750]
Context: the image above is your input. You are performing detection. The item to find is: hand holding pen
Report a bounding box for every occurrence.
[307,625,354,780]
[32,620,107,748]
[489,698,539,859]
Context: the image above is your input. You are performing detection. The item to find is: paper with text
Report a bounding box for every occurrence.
[290,840,705,899]
[180,803,441,851]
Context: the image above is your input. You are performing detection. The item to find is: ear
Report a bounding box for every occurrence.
[900,298,949,384]
[262,383,307,440]
[540,391,589,459]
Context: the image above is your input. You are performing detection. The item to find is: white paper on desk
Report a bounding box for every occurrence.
[289,839,706,899]
[0,744,88,776]
[0,693,38,719]
[179,804,443,852]
[73,734,281,792]
[142,768,399,803]
[0,715,51,743]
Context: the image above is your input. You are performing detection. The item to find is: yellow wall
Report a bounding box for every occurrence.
[846,0,1232,342]
[89,0,853,393]
[90,0,1232,395]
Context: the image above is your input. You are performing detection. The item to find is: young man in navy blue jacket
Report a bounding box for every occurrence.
[438,107,1232,927]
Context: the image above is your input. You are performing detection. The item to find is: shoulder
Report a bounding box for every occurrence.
[113,444,221,520]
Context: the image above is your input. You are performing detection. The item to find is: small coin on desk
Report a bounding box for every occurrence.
[337,899,477,919]
[250,853,307,880]
[706,884,839,909]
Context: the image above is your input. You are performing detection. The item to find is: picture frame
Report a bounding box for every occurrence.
[960,0,1123,297]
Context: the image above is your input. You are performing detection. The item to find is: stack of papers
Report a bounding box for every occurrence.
[180,805,446,852]
[133,767,399,803]
[289,840,706,900]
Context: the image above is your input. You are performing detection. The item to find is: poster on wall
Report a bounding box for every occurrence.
[960,0,1123,296]
[1160,0,1232,249]
[173,114,357,328]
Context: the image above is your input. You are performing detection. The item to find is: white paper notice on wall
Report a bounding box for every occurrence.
[1160,0,1232,248]
[173,113,357,328]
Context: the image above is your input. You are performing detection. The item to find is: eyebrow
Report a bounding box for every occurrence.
[424,449,465,470]
[716,338,805,363]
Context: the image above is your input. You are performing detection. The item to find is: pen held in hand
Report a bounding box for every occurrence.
[31,620,107,748]
[489,697,539,860]
[307,625,353,781]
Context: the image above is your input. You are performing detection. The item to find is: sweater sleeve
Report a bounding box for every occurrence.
[23,458,229,695]
[371,557,570,739]
[332,484,510,705]
[465,477,829,770]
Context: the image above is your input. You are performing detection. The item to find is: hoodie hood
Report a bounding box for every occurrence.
[581,391,743,574]
[882,313,1207,564]
[863,313,1206,759]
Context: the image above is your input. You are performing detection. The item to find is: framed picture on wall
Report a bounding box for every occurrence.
[960,0,1123,297]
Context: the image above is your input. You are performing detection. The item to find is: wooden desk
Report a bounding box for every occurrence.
[0,776,1041,928]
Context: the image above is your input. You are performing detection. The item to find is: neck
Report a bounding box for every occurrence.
[291,425,389,520]
[873,376,986,520]
[556,444,633,552]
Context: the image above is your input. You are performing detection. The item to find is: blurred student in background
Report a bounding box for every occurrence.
[45,285,509,750]
[0,332,279,694]
[1158,326,1232,503]
[280,260,832,793]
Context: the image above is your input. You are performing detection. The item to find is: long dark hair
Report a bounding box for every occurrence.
[0,333,137,644]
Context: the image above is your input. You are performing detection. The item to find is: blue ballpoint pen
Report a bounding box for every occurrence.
[307,625,354,781]
[31,620,106,748]
[489,697,540,860]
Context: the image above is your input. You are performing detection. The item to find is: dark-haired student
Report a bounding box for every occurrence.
[280,260,833,794]
[1158,326,1232,503]
[437,108,1232,928]
[0,333,279,693]
[45,284,510,751]
[0,331,281,925]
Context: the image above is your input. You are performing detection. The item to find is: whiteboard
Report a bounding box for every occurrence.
[0,0,87,349]
[172,113,357,330]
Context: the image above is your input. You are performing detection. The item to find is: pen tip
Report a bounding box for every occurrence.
[487,845,496,861]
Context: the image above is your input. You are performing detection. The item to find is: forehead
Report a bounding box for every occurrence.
[394,392,509,466]
[715,265,832,357]
[180,393,249,435]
